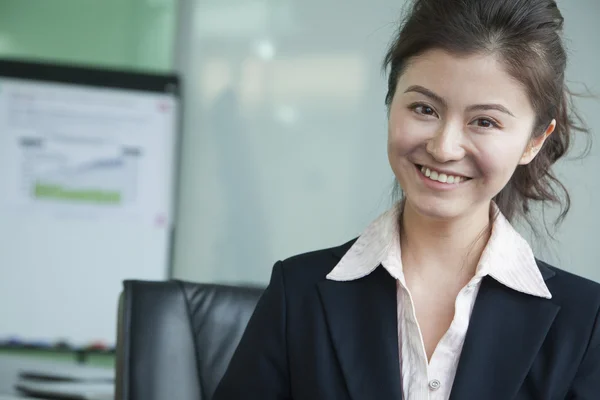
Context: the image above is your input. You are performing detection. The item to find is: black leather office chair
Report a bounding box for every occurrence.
[115,280,264,400]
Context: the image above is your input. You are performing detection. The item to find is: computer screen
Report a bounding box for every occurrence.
[0,60,180,348]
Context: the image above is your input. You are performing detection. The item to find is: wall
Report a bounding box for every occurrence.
[538,0,600,280]
[172,0,600,285]
[172,0,397,284]
[0,0,176,72]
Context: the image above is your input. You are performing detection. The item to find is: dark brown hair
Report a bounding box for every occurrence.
[384,0,590,233]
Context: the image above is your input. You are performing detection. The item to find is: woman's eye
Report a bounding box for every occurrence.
[473,118,499,129]
[412,104,437,117]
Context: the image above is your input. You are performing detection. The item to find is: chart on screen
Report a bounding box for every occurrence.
[0,61,179,348]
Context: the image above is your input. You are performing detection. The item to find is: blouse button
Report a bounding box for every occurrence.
[429,379,441,391]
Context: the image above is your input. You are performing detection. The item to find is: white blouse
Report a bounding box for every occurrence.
[326,203,551,399]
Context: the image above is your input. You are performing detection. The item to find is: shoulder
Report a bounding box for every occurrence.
[274,238,357,288]
[538,259,600,301]
[537,259,600,318]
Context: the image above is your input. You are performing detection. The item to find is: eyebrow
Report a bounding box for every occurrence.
[404,85,447,108]
[403,85,516,118]
[466,104,516,118]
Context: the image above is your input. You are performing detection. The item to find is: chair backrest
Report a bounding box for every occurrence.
[115,280,264,400]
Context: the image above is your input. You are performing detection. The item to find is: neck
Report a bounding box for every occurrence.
[399,200,492,282]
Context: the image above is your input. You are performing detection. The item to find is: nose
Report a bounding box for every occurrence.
[426,122,466,163]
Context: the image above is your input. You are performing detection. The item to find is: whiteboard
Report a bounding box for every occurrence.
[0,60,180,348]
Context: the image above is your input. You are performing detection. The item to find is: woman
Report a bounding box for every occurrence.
[213,0,600,398]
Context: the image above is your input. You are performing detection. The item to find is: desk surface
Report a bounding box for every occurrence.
[0,355,113,399]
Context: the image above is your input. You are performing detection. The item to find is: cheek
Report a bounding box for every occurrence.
[388,112,436,155]
[475,139,528,182]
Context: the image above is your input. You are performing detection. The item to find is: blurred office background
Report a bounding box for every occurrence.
[172,0,600,285]
[0,0,597,372]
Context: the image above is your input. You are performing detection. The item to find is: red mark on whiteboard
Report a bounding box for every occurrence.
[158,101,171,113]
[155,214,167,228]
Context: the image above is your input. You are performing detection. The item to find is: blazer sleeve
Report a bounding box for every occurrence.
[212,261,291,400]
[568,306,600,399]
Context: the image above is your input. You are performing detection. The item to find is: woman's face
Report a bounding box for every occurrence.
[388,49,553,221]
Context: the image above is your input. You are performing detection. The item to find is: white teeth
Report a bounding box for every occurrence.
[419,165,464,184]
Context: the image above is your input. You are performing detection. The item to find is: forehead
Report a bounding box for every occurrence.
[397,49,534,116]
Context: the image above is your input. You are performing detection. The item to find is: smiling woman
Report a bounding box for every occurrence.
[384,1,589,229]
[387,49,560,222]
[213,1,600,399]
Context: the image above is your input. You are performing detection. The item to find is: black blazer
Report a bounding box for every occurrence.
[213,240,600,400]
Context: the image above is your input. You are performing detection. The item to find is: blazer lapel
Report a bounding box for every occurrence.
[450,275,560,400]
[317,265,402,400]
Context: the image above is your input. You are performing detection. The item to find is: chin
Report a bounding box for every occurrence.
[405,193,467,221]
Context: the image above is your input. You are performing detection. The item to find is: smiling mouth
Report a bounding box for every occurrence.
[414,164,472,184]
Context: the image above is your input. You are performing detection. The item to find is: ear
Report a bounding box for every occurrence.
[519,119,556,165]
